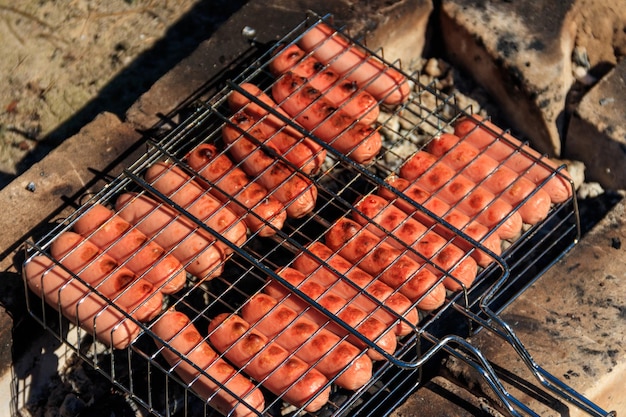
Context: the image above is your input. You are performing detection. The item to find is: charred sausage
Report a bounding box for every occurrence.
[352,194,478,291]
[454,115,572,203]
[152,310,265,417]
[228,83,326,175]
[379,175,502,267]
[324,217,446,311]
[24,255,140,349]
[144,161,248,252]
[271,71,381,164]
[241,293,373,390]
[292,241,418,336]
[185,143,287,236]
[73,203,186,294]
[115,192,225,281]
[270,44,380,125]
[298,22,410,105]
[50,231,163,322]
[208,313,331,412]
[222,111,318,219]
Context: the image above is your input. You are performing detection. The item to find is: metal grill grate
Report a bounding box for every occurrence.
[22,12,613,417]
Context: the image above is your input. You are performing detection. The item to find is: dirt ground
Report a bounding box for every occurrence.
[0,0,247,189]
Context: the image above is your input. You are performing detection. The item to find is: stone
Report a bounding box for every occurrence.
[440,0,578,157]
[565,58,626,190]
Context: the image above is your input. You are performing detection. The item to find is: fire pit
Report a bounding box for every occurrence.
[15,10,618,417]
[2,2,625,417]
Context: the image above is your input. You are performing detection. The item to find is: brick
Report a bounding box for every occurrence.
[565,58,626,190]
[440,0,578,156]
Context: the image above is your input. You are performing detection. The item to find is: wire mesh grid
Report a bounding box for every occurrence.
[22,11,613,417]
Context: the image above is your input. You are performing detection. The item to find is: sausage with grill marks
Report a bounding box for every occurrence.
[324,217,446,311]
[427,133,552,224]
[186,144,287,236]
[24,255,141,349]
[399,151,523,240]
[352,194,478,291]
[227,83,326,175]
[222,111,318,219]
[269,44,380,125]
[208,312,331,412]
[115,192,225,281]
[454,115,572,203]
[241,293,373,390]
[263,267,397,361]
[292,241,418,336]
[145,161,248,252]
[73,203,186,294]
[271,71,381,164]
[50,231,163,322]
[152,310,265,417]
[379,175,501,267]
[298,22,410,106]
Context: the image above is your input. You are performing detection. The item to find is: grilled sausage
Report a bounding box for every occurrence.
[298,22,410,105]
[399,151,523,240]
[324,217,446,311]
[185,144,287,237]
[115,192,225,281]
[263,267,397,361]
[208,313,331,412]
[292,241,418,336]
[352,194,478,291]
[379,175,502,267]
[427,133,552,224]
[144,161,247,253]
[271,71,382,164]
[152,310,265,417]
[222,111,318,219]
[454,115,572,203]
[50,231,163,322]
[228,83,326,175]
[24,255,140,349]
[73,203,186,294]
[241,293,373,390]
[270,44,380,125]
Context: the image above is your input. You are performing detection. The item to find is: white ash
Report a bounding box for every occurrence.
[577,182,605,199]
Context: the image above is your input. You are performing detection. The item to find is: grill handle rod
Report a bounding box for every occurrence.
[462,276,618,417]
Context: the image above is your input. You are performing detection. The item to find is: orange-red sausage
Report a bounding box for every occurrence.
[73,203,186,294]
[298,22,410,105]
[352,194,478,291]
[222,111,318,218]
[152,310,265,417]
[324,217,446,311]
[427,133,552,224]
[270,44,380,125]
[241,293,373,390]
[208,313,331,412]
[399,151,523,240]
[454,115,573,203]
[185,144,287,237]
[292,241,418,336]
[115,192,225,281]
[228,83,326,175]
[50,231,163,322]
[24,255,140,349]
[271,72,382,164]
[379,175,501,267]
[145,161,247,253]
[263,267,397,361]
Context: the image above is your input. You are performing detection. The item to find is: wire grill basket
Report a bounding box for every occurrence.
[22,12,613,417]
